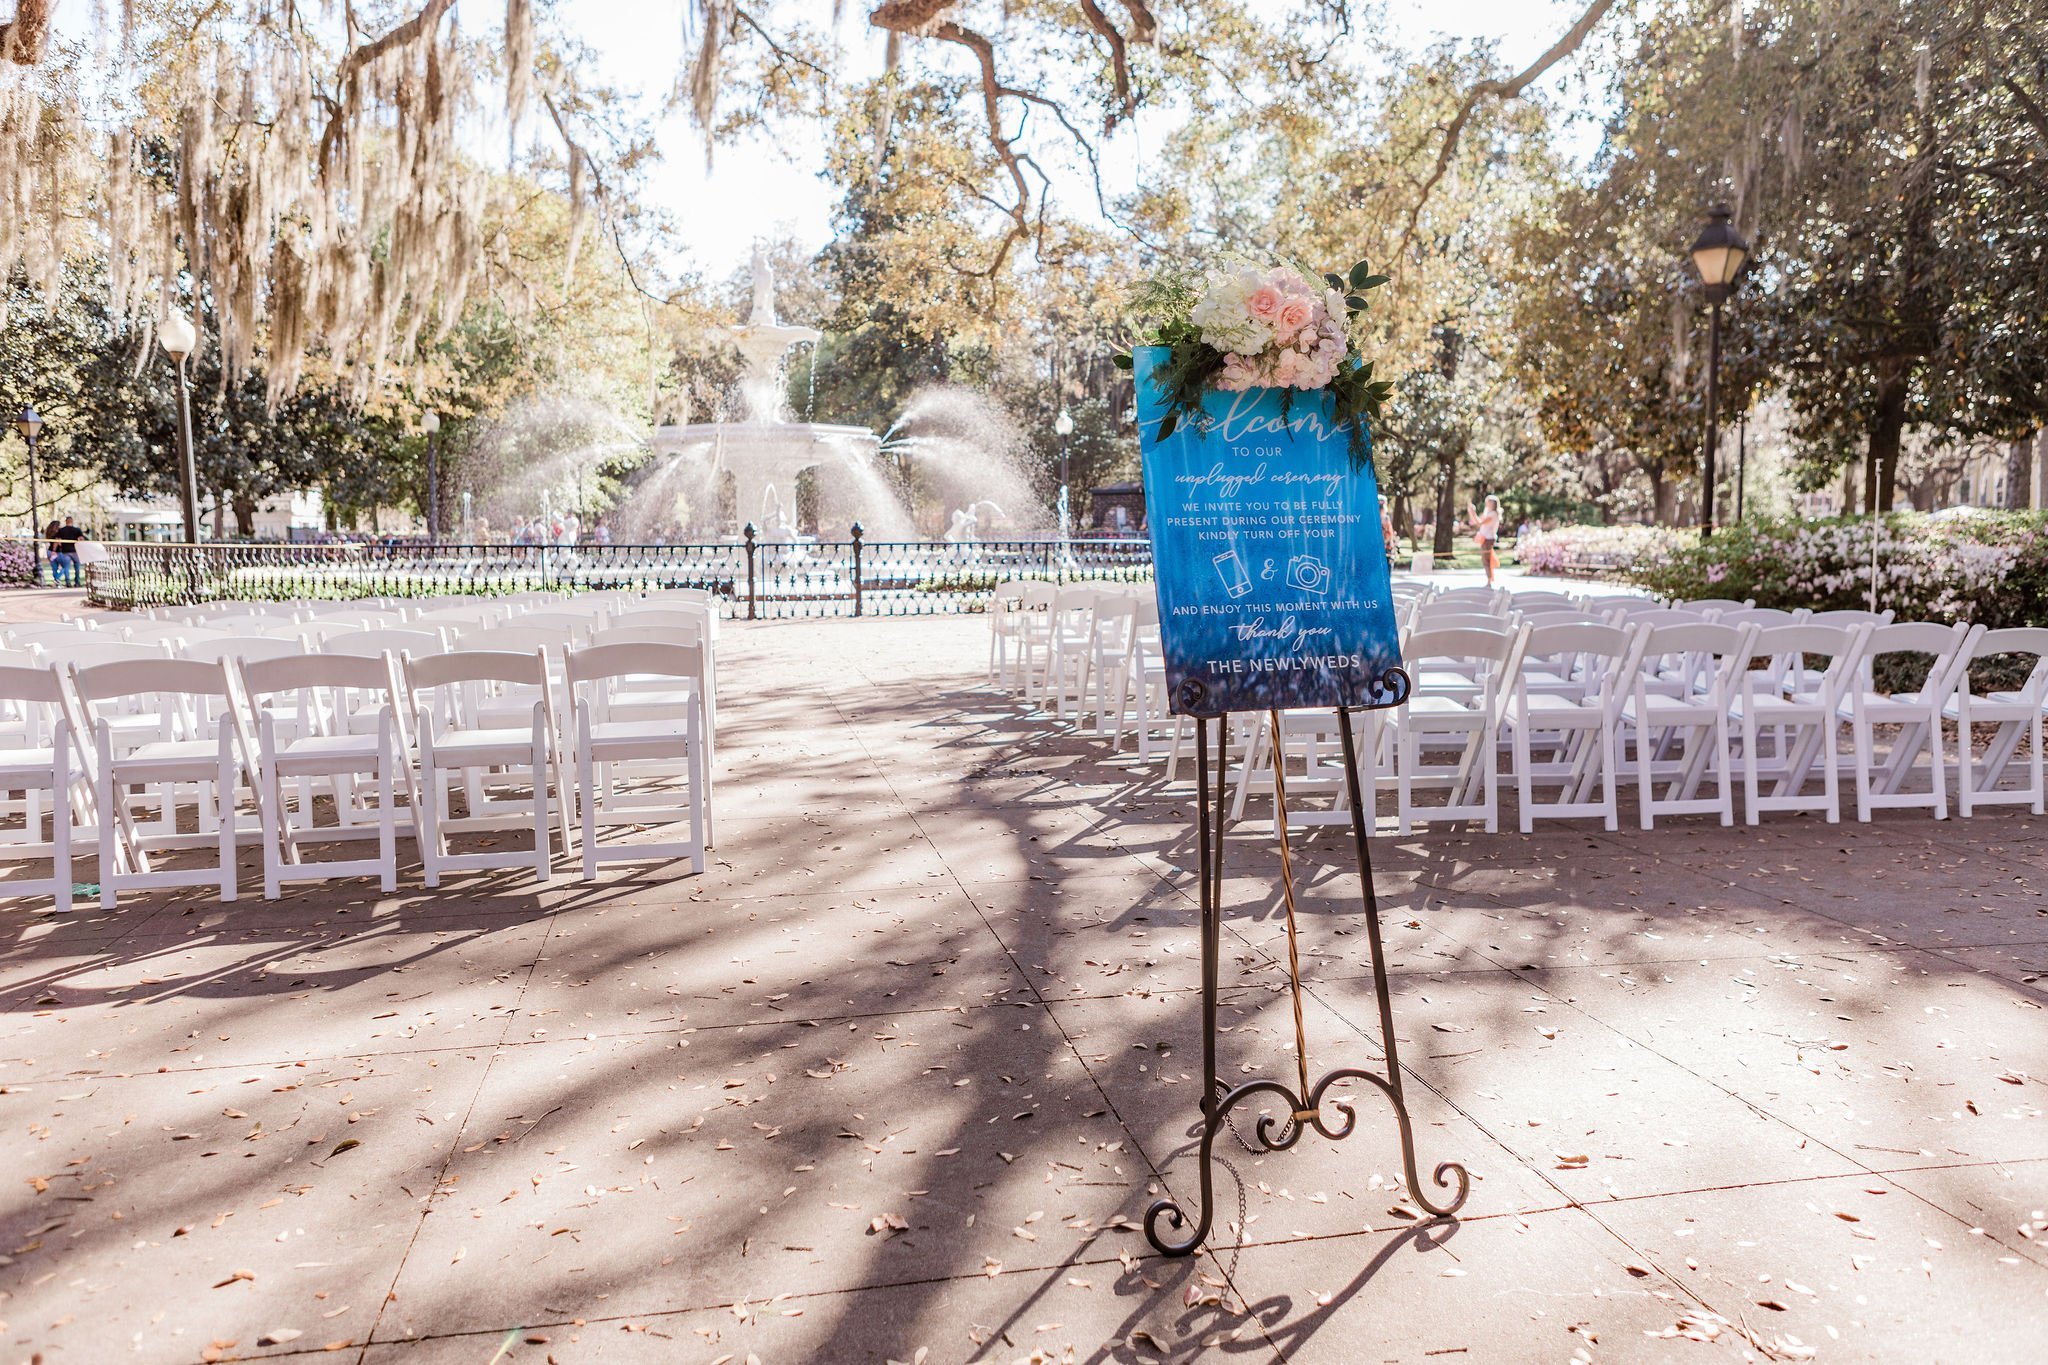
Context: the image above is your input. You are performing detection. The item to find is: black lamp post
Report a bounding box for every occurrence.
[159,309,202,543]
[421,410,441,541]
[1688,205,1750,539]
[1054,405,1075,547]
[16,407,45,583]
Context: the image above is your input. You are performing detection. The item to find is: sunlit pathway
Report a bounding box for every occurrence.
[2,616,2044,1363]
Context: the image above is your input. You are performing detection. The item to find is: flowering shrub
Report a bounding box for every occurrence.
[1631,512,2048,629]
[0,538,37,586]
[1515,524,1689,576]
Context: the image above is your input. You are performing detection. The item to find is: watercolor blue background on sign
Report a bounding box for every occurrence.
[1135,345,1405,717]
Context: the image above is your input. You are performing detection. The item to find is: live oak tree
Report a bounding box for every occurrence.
[1563,0,2048,513]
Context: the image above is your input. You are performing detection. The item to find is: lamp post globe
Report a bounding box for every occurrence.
[160,308,203,545]
[1688,205,1750,539]
[17,407,46,583]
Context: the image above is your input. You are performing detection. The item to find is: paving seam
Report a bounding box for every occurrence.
[818,674,1295,1361]
[355,906,565,1361]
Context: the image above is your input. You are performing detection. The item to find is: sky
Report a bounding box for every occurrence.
[565,1,1612,280]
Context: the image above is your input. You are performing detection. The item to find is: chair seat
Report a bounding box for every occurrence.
[271,732,387,776]
[1621,695,1720,725]
[1507,693,1607,726]
[1838,691,1937,722]
[586,719,694,761]
[1944,692,2042,721]
[112,738,228,780]
[1407,695,1485,719]
[429,727,542,766]
[0,747,82,781]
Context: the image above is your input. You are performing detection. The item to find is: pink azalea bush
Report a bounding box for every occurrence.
[1524,513,2047,630]
[1514,524,1688,575]
[0,537,37,586]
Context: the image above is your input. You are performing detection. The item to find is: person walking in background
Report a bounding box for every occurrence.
[51,515,84,586]
[1466,494,1502,587]
[1379,501,1399,573]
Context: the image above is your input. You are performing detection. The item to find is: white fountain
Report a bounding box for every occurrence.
[649,250,912,540]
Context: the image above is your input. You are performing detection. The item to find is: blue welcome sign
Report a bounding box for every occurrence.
[1135,345,1407,718]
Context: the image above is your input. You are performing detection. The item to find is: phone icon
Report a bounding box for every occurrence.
[1213,549,1253,599]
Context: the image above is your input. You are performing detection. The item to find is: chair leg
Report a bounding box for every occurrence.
[1742,712,1761,825]
[1513,722,1535,834]
[1927,707,1948,820]
[532,739,552,884]
[377,751,397,892]
[1636,720,1655,831]
[52,784,72,914]
[262,766,285,901]
[217,750,238,904]
[580,739,598,882]
[1852,715,1874,822]
[1821,718,1842,823]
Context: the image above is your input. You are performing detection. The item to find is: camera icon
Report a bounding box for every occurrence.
[1286,554,1332,596]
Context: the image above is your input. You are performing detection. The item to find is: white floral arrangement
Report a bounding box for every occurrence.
[1115,257,1394,460]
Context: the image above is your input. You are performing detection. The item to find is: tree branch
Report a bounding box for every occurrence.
[0,0,50,65]
[1396,0,1615,257]
[2003,75,2048,153]
[317,0,458,176]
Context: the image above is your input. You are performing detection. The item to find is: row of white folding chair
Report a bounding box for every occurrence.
[0,643,710,909]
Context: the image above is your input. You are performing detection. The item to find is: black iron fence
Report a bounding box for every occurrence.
[84,527,1155,619]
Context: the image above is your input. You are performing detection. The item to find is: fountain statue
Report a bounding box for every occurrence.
[649,252,911,539]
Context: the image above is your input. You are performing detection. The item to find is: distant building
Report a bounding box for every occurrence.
[1087,481,1145,536]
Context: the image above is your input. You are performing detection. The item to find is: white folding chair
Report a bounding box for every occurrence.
[326,627,449,662]
[406,650,565,885]
[1007,581,1061,695]
[1841,621,1978,822]
[1682,597,1757,617]
[1715,607,1807,630]
[1623,621,1757,828]
[0,666,93,911]
[1082,596,1138,734]
[985,577,1043,684]
[565,642,709,878]
[1733,624,1869,825]
[1396,624,1527,833]
[243,653,411,898]
[1503,622,1645,832]
[1947,627,2048,816]
[73,658,252,907]
[1807,608,1895,629]
[1039,587,1101,714]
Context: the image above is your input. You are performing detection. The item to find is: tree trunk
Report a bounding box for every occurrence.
[2008,435,2036,510]
[211,491,228,540]
[1432,457,1457,556]
[1841,460,1858,516]
[233,492,258,538]
[1869,364,1908,514]
[1647,464,1675,524]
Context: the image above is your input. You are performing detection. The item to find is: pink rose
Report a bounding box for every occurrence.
[1276,297,1313,338]
[1245,285,1282,320]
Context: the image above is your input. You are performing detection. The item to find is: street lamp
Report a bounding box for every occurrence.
[16,407,45,583]
[159,308,201,543]
[1054,406,1075,549]
[1689,204,1749,539]
[421,410,441,542]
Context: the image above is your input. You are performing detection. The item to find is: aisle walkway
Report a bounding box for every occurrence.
[2,617,2042,1363]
